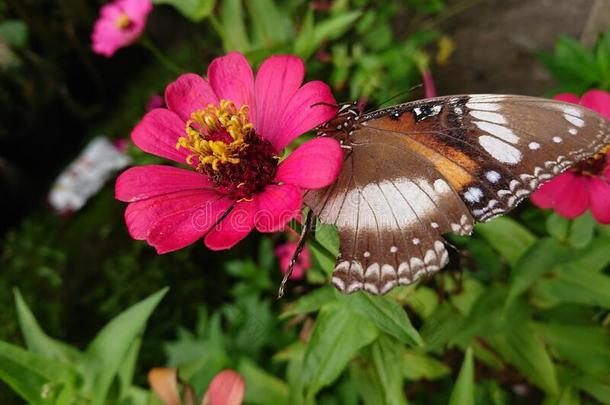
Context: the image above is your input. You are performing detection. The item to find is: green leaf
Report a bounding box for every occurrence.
[404,286,439,319]
[535,322,610,377]
[568,212,595,248]
[567,236,610,272]
[371,336,407,405]
[280,285,337,319]
[0,20,28,48]
[420,303,464,352]
[0,341,76,404]
[349,356,386,405]
[116,337,142,401]
[548,386,581,405]
[84,288,168,405]
[402,350,450,380]
[534,267,610,308]
[476,217,536,265]
[152,0,215,22]
[238,358,289,405]
[310,222,339,275]
[294,11,361,60]
[505,238,569,309]
[571,373,610,405]
[221,0,251,52]
[14,289,83,365]
[486,324,559,395]
[248,0,291,47]
[347,293,423,346]
[546,213,570,241]
[301,301,378,398]
[449,347,475,405]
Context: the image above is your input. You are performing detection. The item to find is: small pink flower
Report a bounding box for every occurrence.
[146,94,165,111]
[203,370,245,405]
[531,90,610,223]
[116,52,341,253]
[275,241,312,280]
[92,0,152,57]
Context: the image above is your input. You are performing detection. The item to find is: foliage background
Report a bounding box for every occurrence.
[1,0,610,404]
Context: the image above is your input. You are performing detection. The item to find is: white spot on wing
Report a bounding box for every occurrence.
[466,102,501,111]
[529,142,540,150]
[464,187,484,203]
[474,121,519,143]
[486,170,501,183]
[470,110,507,124]
[564,113,585,127]
[553,136,562,143]
[479,135,522,164]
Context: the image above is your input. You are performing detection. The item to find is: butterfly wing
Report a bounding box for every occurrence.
[305,94,610,295]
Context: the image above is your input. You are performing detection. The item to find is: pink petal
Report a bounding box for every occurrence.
[275,242,311,280]
[115,165,212,202]
[208,52,255,113]
[120,0,153,22]
[587,177,610,224]
[204,200,255,250]
[254,184,302,232]
[165,74,218,122]
[273,81,338,150]
[553,93,580,104]
[254,55,305,150]
[275,137,343,189]
[580,90,610,120]
[124,189,225,241]
[147,196,234,254]
[131,109,191,164]
[203,370,245,405]
[532,173,590,219]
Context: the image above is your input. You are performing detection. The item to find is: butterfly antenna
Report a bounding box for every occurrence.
[364,84,423,113]
[278,210,315,299]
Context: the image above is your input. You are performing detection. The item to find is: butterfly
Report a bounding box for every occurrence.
[279,94,610,297]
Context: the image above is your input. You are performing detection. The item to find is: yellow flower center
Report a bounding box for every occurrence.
[115,13,132,30]
[177,99,253,171]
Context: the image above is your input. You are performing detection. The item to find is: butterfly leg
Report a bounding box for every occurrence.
[277,209,315,299]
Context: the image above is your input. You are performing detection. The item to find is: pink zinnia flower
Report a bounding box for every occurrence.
[531,90,610,223]
[275,241,312,280]
[92,0,152,57]
[116,52,341,253]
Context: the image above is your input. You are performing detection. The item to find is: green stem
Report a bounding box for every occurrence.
[140,36,184,76]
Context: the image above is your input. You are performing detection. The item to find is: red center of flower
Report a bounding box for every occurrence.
[177,100,279,200]
[570,146,609,178]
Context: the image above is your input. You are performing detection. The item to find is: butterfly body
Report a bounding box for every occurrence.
[304,95,610,295]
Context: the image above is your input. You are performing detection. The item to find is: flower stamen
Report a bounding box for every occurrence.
[177,100,253,171]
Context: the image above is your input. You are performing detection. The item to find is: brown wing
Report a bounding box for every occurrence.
[363,95,610,221]
[305,94,610,295]
[305,127,474,295]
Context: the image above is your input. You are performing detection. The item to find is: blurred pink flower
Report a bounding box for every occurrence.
[92,0,152,57]
[203,370,245,405]
[275,241,312,280]
[146,94,165,111]
[531,90,610,223]
[149,368,245,405]
[116,52,341,253]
